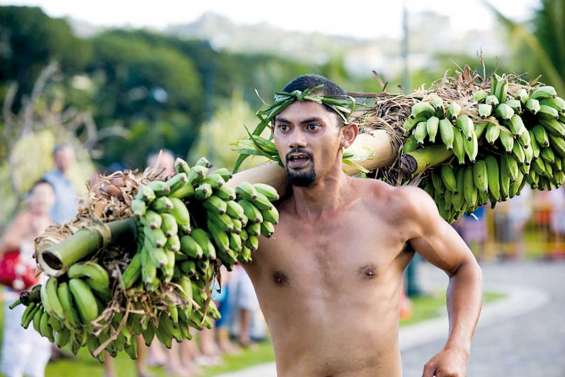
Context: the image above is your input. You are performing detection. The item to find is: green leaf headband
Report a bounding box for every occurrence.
[233,85,356,172]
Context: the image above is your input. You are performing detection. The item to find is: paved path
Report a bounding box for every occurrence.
[215,260,564,377]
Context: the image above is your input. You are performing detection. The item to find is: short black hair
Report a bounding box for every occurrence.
[282,74,346,97]
[281,74,347,125]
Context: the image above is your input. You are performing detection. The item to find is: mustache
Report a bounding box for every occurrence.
[285,148,313,162]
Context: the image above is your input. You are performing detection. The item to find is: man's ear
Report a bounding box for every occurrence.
[340,123,359,149]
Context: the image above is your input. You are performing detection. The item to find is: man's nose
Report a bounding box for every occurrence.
[288,130,307,149]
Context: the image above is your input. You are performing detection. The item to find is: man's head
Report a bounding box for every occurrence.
[272,74,358,187]
[53,144,75,174]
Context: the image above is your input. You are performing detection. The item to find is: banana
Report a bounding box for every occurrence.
[68,261,110,298]
[509,115,526,136]
[195,156,213,168]
[446,102,462,120]
[540,118,565,136]
[229,232,243,252]
[147,246,168,268]
[426,116,439,142]
[39,310,53,341]
[216,185,236,201]
[143,210,162,230]
[180,235,204,258]
[195,183,213,200]
[54,327,71,349]
[538,104,559,119]
[191,228,216,260]
[226,200,245,220]
[428,94,445,114]
[495,75,508,102]
[235,182,258,201]
[169,198,191,233]
[531,85,557,99]
[495,103,514,120]
[203,173,226,190]
[485,95,500,106]
[147,181,170,197]
[500,155,511,200]
[261,205,279,224]
[529,130,541,158]
[440,165,457,192]
[532,157,549,177]
[147,228,167,248]
[167,172,188,193]
[208,211,234,233]
[463,131,478,162]
[41,276,64,320]
[122,253,142,289]
[402,117,419,133]
[439,118,455,149]
[473,159,488,193]
[165,234,181,252]
[452,128,466,164]
[485,155,501,201]
[245,235,260,252]
[160,213,178,238]
[505,99,521,113]
[463,166,477,209]
[512,142,526,164]
[57,281,81,327]
[499,126,515,153]
[32,306,43,333]
[207,219,230,252]
[413,121,427,144]
[203,195,228,215]
[69,278,99,323]
[516,88,529,104]
[170,181,195,199]
[549,134,565,157]
[132,199,147,217]
[151,196,174,212]
[239,200,263,223]
[525,98,541,114]
[485,122,501,144]
[250,192,274,211]
[450,168,465,209]
[478,104,492,118]
[21,303,37,329]
[410,102,435,119]
[474,120,488,139]
[456,115,474,141]
[261,221,275,238]
[510,171,524,198]
[533,125,550,146]
[503,154,520,182]
[174,158,191,175]
[540,97,565,112]
[254,183,280,202]
[187,165,207,185]
[247,222,261,237]
[214,168,233,182]
[431,172,444,194]
[135,186,156,203]
[541,147,556,164]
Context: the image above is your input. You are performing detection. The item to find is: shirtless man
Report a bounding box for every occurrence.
[238,75,483,377]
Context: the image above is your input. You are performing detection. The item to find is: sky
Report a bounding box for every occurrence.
[1,0,540,39]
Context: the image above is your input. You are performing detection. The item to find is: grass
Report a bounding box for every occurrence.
[0,290,505,377]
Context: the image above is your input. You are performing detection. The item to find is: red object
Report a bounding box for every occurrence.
[0,250,38,290]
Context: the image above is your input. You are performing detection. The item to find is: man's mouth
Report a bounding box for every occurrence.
[286,152,312,169]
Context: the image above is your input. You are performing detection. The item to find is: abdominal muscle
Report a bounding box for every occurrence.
[259,283,404,377]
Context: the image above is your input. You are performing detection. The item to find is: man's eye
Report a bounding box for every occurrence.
[306,123,319,131]
[277,124,289,132]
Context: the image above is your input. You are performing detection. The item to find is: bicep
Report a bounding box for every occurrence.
[409,218,472,276]
[401,186,474,276]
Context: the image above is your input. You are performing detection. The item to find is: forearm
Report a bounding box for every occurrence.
[444,259,483,354]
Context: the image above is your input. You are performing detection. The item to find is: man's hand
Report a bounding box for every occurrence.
[422,346,469,377]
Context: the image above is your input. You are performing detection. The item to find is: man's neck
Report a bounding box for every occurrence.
[290,157,350,220]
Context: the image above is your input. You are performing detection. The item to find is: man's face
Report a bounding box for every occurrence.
[273,101,343,187]
[54,147,75,173]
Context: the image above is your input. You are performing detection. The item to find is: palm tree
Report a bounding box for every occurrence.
[484,0,565,94]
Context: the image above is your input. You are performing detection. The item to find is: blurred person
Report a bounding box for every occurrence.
[458,206,488,261]
[547,186,565,257]
[494,186,532,259]
[228,265,260,348]
[0,180,54,377]
[214,267,239,354]
[43,144,78,224]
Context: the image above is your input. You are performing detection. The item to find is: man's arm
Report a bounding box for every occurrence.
[400,186,483,377]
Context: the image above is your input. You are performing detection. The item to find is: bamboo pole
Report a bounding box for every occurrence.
[38,218,136,276]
